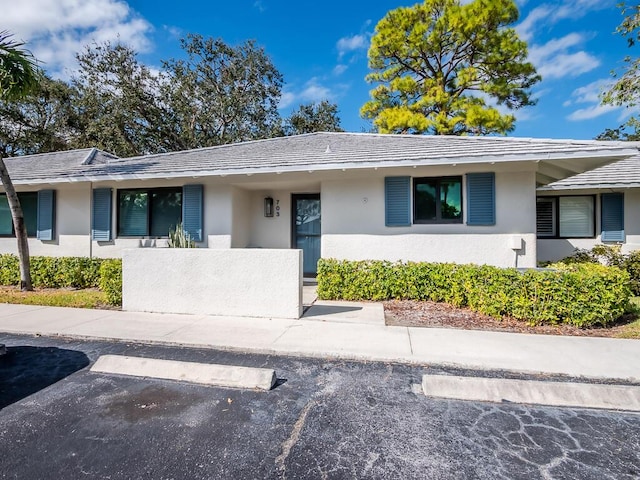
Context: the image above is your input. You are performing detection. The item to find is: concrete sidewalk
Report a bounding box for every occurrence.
[0,302,638,382]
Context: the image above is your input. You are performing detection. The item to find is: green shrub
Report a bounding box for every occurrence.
[557,244,640,295]
[317,259,630,327]
[0,254,102,288]
[0,254,19,285]
[98,259,122,306]
[622,250,640,296]
[30,257,103,288]
[0,254,122,306]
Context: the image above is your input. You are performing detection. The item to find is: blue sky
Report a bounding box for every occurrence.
[2,0,632,139]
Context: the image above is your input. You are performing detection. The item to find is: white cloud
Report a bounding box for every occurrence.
[333,64,348,76]
[163,25,182,40]
[2,0,153,77]
[279,91,297,110]
[567,79,612,105]
[516,5,553,41]
[517,0,609,41]
[565,78,619,121]
[567,104,618,120]
[538,51,600,79]
[528,33,599,80]
[280,78,336,110]
[528,33,584,64]
[336,34,367,59]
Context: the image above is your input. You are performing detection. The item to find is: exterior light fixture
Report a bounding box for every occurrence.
[264,197,274,217]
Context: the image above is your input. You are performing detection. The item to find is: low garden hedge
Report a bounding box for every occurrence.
[0,254,122,306]
[554,244,640,296]
[98,259,122,306]
[317,259,631,327]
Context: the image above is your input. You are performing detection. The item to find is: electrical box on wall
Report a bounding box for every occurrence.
[508,236,523,250]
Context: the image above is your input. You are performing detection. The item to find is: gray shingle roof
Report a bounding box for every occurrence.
[3,132,637,185]
[539,155,640,190]
[3,148,118,182]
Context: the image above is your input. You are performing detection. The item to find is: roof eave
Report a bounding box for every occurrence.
[538,182,640,191]
[7,148,637,185]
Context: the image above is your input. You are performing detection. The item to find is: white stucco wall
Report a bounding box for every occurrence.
[0,184,93,257]
[1,163,540,269]
[322,233,535,268]
[231,187,251,248]
[320,167,537,268]
[537,188,640,262]
[88,179,236,256]
[248,190,292,249]
[122,249,302,318]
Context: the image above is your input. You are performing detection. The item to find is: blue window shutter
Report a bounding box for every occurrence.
[385,177,410,226]
[601,193,624,242]
[37,189,55,241]
[466,172,495,226]
[182,184,203,242]
[0,195,11,235]
[92,188,112,241]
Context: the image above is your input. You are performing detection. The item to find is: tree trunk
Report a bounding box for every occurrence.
[0,155,32,291]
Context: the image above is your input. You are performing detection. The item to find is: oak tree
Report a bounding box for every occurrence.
[72,42,166,157]
[283,100,343,135]
[161,34,283,148]
[0,75,76,156]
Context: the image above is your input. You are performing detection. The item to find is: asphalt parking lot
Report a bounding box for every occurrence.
[1,333,638,479]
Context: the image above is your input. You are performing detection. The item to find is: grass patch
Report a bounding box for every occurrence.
[615,297,640,339]
[0,287,112,309]
[615,318,640,339]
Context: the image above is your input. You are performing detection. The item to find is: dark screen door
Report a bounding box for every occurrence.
[292,194,321,277]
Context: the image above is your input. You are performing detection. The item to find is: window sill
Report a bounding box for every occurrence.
[413,220,463,225]
[537,236,596,240]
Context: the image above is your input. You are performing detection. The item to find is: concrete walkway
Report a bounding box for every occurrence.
[0,301,638,382]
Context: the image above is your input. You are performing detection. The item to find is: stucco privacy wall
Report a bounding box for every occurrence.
[537,189,640,262]
[320,167,538,268]
[123,249,303,318]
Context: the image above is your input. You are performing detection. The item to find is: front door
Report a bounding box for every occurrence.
[292,194,321,277]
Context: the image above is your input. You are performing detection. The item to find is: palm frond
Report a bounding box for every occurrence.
[0,30,39,101]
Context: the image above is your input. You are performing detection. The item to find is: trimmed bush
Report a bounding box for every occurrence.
[317,259,630,327]
[30,256,103,288]
[0,254,19,285]
[555,245,640,296]
[0,254,123,306]
[98,259,122,306]
[0,254,102,288]
[623,250,640,296]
